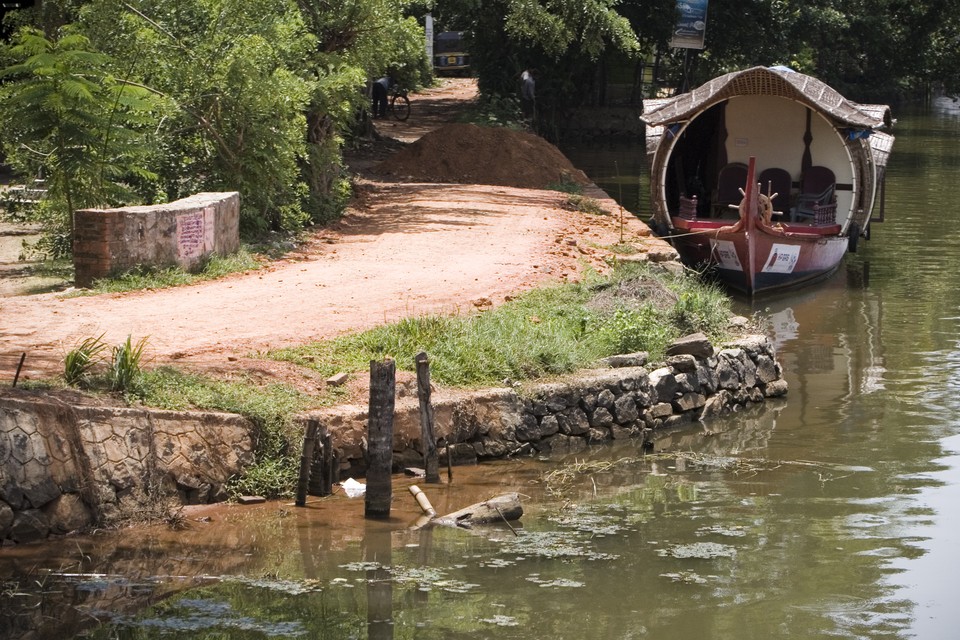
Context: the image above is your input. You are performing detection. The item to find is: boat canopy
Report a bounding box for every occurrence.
[642,66,893,131]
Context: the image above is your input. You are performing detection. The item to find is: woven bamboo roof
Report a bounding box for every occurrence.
[641,66,892,130]
[870,131,895,169]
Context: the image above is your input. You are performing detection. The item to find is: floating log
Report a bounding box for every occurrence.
[431,493,523,529]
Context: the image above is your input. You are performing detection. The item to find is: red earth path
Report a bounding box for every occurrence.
[0,79,674,389]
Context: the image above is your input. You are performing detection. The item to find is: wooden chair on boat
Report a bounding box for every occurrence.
[712,162,748,217]
[758,167,792,218]
[791,165,836,223]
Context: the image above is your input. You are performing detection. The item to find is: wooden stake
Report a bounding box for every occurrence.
[445,441,453,482]
[365,358,395,519]
[12,352,25,387]
[296,419,321,507]
[415,352,440,483]
[321,431,334,495]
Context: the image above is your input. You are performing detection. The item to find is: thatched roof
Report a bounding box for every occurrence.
[641,66,893,130]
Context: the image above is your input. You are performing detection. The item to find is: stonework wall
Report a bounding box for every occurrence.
[73,192,240,287]
[309,333,788,477]
[0,332,786,545]
[0,391,254,544]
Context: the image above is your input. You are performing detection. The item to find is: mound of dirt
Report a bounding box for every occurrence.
[373,123,591,189]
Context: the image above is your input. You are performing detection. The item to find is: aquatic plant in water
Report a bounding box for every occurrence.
[338,561,480,593]
[499,529,620,561]
[526,575,586,588]
[111,598,307,637]
[656,542,737,559]
[480,614,521,626]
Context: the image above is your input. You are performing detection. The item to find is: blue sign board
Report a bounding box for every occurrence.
[670,0,708,49]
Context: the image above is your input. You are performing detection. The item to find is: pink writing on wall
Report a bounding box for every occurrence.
[177,211,206,260]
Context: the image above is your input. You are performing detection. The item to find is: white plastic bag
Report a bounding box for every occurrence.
[340,477,366,498]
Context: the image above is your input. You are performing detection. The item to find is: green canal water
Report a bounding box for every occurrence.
[3,101,960,639]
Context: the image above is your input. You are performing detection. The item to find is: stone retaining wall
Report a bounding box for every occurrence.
[309,333,787,477]
[73,192,240,287]
[0,391,254,544]
[0,332,785,545]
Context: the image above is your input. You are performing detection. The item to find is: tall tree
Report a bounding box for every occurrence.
[79,0,316,232]
[442,0,651,137]
[0,26,160,255]
[294,0,431,223]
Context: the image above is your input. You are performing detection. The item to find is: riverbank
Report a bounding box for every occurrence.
[0,326,787,542]
[0,78,787,543]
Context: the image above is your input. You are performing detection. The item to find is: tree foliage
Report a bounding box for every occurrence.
[77,0,317,233]
[3,0,960,253]
[1,0,430,241]
[0,26,161,255]
[696,0,959,100]
[437,0,960,113]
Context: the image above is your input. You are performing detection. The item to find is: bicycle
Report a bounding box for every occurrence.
[388,87,410,121]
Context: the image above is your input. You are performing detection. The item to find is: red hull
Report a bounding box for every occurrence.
[670,217,849,295]
[668,158,850,296]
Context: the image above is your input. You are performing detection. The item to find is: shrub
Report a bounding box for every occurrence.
[546,174,584,194]
[64,335,107,385]
[566,194,609,216]
[110,335,148,392]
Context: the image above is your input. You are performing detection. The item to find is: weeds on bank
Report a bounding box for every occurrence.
[546,174,584,194]
[59,340,330,499]
[605,242,639,255]
[135,367,315,498]
[565,194,609,216]
[84,249,262,295]
[63,334,146,392]
[271,262,733,388]
[546,175,609,215]
[110,336,149,392]
[64,335,107,385]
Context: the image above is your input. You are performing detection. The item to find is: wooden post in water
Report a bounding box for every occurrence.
[415,352,440,483]
[296,419,321,507]
[321,431,335,495]
[445,441,453,482]
[365,358,396,519]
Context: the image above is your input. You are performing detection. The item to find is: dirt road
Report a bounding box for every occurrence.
[0,79,672,384]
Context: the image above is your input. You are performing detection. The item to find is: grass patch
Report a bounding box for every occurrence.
[565,194,610,216]
[546,174,585,195]
[270,262,734,388]
[85,248,262,294]
[134,367,316,499]
[605,242,639,255]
